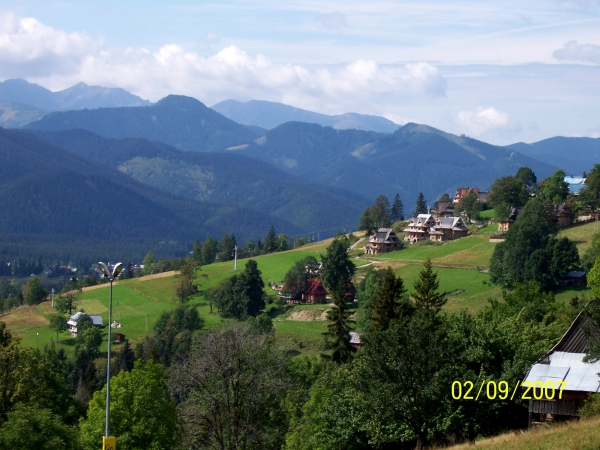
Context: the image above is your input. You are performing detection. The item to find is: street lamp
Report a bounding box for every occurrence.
[97,261,123,449]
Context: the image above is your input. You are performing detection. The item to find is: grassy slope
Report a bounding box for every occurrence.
[3,222,597,354]
[447,416,600,450]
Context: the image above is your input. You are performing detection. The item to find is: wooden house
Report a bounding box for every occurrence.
[403,214,468,243]
[403,214,437,244]
[428,216,469,242]
[553,203,574,228]
[523,305,600,425]
[498,207,521,233]
[432,201,455,218]
[302,279,328,304]
[364,228,402,254]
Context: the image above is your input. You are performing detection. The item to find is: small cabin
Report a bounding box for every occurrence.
[67,312,103,336]
[523,304,600,425]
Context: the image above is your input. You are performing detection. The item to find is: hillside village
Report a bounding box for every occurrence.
[0,82,600,448]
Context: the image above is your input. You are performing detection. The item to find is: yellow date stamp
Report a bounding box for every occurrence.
[451,380,567,401]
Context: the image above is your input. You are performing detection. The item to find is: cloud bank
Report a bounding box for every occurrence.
[0,12,446,113]
[553,40,600,64]
[453,107,519,137]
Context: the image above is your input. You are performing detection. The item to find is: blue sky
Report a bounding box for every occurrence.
[1,1,599,144]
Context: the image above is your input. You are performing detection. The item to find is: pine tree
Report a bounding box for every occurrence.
[391,193,404,222]
[368,267,411,331]
[192,239,203,264]
[264,226,277,253]
[322,284,355,363]
[413,192,428,217]
[117,340,136,372]
[412,258,447,312]
[321,237,356,292]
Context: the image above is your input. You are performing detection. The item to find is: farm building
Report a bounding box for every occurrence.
[67,311,103,336]
[522,304,600,425]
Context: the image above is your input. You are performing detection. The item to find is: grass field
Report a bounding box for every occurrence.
[3,221,598,354]
[446,416,600,450]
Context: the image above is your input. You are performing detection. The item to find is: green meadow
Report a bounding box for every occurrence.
[4,221,598,355]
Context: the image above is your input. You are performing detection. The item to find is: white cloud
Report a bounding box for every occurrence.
[315,12,347,29]
[553,40,600,64]
[453,107,519,137]
[0,12,100,78]
[0,12,446,111]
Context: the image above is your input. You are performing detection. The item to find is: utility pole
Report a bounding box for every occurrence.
[51,288,55,308]
[234,246,238,271]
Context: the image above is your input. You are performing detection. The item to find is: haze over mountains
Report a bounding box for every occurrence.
[212,99,400,133]
[508,137,600,176]
[25,95,557,205]
[1,79,596,266]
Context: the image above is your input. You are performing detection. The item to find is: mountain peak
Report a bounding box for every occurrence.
[155,95,207,109]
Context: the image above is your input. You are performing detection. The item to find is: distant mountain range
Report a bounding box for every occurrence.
[212,99,400,133]
[25,95,258,151]
[23,95,557,207]
[233,121,558,207]
[0,78,150,110]
[508,137,600,176]
[25,129,367,233]
[0,100,48,128]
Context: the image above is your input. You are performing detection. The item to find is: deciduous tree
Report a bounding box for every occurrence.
[80,360,180,450]
[169,323,289,450]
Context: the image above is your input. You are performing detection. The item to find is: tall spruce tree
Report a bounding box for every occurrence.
[412,258,447,312]
[322,285,355,364]
[368,267,412,331]
[264,226,277,253]
[321,237,356,292]
[413,192,428,217]
[390,194,404,222]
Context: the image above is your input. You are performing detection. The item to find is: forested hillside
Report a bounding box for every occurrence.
[509,136,600,176]
[237,122,558,205]
[0,129,298,263]
[25,129,368,232]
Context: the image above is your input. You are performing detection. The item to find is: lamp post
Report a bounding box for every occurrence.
[97,261,123,449]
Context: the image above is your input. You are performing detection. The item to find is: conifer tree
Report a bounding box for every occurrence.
[264,226,277,253]
[413,192,428,217]
[369,267,411,331]
[391,193,404,222]
[321,237,356,292]
[412,258,447,312]
[322,284,355,363]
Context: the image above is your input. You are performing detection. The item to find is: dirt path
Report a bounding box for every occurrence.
[81,270,177,292]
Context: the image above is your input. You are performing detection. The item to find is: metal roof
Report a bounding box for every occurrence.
[524,352,600,393]
[89,315,104,326]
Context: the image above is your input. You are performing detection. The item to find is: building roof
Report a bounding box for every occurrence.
[554,203,573,218]
[567,271,587,279]
[434,201,454,215]
[432,217,468,231]
[89,315,103,326]
[523,304,600,393]
[524,351,600,393]
[369,228,399,244]
[304,279,328,296]
[349,331,362,345]
[565,176,586,195]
